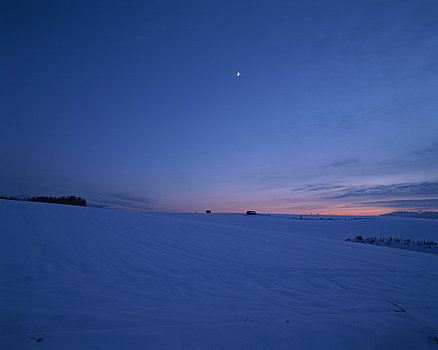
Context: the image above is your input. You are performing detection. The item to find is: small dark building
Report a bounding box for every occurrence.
[246,210,256,215]
[206,209,211,213]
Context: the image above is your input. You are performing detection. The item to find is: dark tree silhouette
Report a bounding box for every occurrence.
[1,195,86,206]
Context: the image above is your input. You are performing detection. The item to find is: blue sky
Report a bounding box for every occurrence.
[1,0,438,214]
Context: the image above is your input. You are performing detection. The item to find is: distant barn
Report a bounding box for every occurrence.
[246,210,256,215]
[205,209,211,213]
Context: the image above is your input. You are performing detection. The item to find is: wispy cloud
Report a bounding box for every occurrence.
[355,199,438,210]
[291,183,344,193]
[281,181,438,213]
[323,158,359,168]
[327,182,438,200]
[412,141,438,156]
[87,192,157,211]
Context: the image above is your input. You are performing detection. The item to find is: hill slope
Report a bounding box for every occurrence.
[1,200,438,349]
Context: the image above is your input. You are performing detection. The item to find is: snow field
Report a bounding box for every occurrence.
[1,200,438,349]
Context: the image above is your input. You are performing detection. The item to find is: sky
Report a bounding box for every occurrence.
[1,0,438,214]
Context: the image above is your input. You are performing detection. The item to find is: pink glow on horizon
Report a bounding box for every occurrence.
[197,200,407,216]
[185,204,401,216]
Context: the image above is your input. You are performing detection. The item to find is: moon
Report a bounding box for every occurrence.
[236,72,240,77]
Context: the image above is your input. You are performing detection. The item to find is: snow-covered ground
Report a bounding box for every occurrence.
[1,199,438,349]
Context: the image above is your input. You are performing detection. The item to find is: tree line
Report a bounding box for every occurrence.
[0,195,86,206]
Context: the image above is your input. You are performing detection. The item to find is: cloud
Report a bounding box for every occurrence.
[87,192,156,211]
[291,183,346,193]
[323,158,359,168]
[269,180,438,214]
[412,141,438,156]
[355,199,438,210]
[105,192,152,204]
[327,182,438,200]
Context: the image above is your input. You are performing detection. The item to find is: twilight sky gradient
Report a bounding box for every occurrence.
[1,0,438,214]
